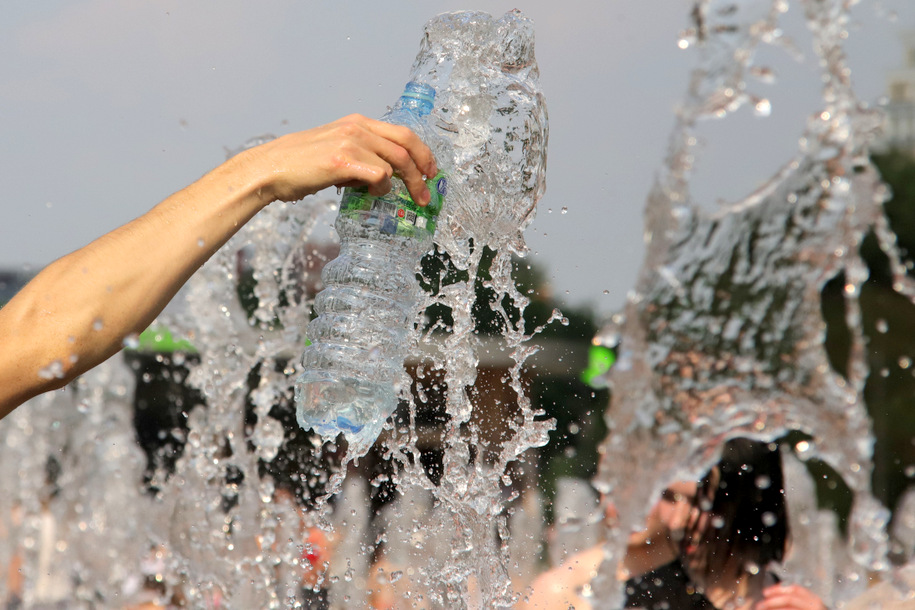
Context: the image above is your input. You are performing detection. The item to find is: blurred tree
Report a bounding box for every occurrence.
[819,149,915,544]
[861,150,915,541]
[417,243,608,520]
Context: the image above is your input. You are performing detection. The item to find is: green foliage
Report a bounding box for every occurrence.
[824,151,915,533]
[418,241,599,341]
[864,152,915,528]
[873,150,915,270]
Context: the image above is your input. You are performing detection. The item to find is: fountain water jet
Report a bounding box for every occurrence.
[0,3,911,609]
[0,9,549,610]
[591,0,909,606]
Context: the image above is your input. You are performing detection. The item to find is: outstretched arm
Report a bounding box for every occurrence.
[0,114,437,418]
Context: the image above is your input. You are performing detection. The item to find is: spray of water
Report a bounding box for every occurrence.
[0,9,550,609]
[1,2,906,608]
[592,0,901,605]
[361,11,551,607]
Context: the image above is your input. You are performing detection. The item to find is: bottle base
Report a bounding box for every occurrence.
[294,371,397,456]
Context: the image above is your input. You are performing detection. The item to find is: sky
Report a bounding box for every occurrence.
[1,0,912,318]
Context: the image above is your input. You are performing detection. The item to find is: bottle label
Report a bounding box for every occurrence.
[340,173,447,238]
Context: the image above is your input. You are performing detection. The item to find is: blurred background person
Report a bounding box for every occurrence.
[523,438,827,609]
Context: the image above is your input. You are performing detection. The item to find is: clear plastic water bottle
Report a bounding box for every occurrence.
[294,82,448,455]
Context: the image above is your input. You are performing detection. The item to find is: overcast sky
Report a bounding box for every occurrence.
[1,0,912,317]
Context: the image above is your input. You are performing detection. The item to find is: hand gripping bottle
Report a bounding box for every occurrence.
[294,82,448,455]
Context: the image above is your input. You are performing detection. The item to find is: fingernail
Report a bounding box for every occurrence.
[421,187,431,206]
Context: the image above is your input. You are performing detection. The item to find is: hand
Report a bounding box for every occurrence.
[755,583,828,609]
[246,114,438,206]
[629,483,696,550]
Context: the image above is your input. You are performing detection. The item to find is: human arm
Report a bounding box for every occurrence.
[620,485,695,579]
[754,583,828,610]
[0,115,437,418]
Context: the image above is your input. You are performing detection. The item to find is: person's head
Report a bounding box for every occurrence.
[626,480,699,549]
[686,438,789,580]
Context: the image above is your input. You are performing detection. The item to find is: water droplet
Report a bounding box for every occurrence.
[755,475,771,490]
[761,512,777,527]
[389,570,403,583]
[754,98,772,117]
[876,319,889,333]
[560,207,568,215]
[123,333,140,349]
[92,318,104,331]
[899,356,911,370]
[750,66,777,84]
[37,360,65,380]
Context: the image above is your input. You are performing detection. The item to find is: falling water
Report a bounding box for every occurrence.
[0,3,910,609]
[591,0,907,606]
[170,11,551,608]
[1,9,549,609]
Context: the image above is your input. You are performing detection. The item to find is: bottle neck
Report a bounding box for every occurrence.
[396,82,435,117]
[395,97,431,117]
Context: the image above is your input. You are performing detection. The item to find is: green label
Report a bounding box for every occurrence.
[340,172,447,238]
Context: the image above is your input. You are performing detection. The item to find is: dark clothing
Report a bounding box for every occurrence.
[300,586,329,610]
[624,559,714,609]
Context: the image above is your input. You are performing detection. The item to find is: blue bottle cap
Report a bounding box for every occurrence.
[400,81,436,116]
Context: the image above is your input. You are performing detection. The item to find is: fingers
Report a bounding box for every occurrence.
[361,116,438,178]
[249,114,439,206]
[755,584,827,610]
[355,126,432,205]
[334,115,436,206]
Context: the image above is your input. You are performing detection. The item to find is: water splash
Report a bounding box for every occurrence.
[367,11,551,607]
[160,190,341,607]
[410,10,548,258]
[592,0,899,605]
[87,11,549,607]
[0,359,147,606]
[3,2,904,607]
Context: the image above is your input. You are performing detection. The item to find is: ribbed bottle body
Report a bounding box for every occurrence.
[294,82,448,455]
